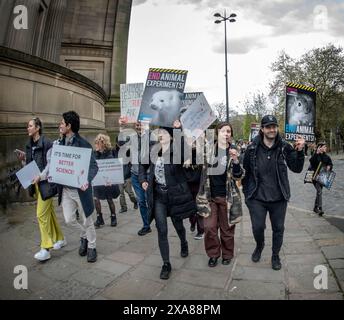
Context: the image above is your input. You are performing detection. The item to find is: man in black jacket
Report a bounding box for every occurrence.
[58,111,99,262]
[242,115,305,270]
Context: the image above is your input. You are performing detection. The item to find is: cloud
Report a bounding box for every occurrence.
[212,36,267,54]
[133,0,149,6]
[178,0,344,47]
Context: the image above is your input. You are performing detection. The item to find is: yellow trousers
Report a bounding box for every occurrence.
[35,184,64,249]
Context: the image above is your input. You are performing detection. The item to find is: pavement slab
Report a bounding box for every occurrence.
[1,192,343,300]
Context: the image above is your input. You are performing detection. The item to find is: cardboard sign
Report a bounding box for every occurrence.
[285,83,316,142]
[120,83,144,123]
[92,158,124,186]
[138,68,188,127]
[180,93,217,142]
[16,160,41,189]
[250,123,260,142]
[49,145,92,188]
[180,92,203,116]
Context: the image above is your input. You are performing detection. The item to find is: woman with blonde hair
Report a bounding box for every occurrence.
[93,133,120,227]
[16,117,66,261]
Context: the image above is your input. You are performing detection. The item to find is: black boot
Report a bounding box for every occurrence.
[271,254,282,270]
[160,262,172,280]
[94,214,105,228]
[87,248,97,263]
[318,207,324,216]
[181,242,189,258]
[251,243,265,262]
[79,237,88,256]
[110,214,117,227]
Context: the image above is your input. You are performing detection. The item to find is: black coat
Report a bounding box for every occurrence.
[139,143,196,223]
[242,134,305,201]
[309,153,333,171]
[93,149,120,200]
[57,134,99,217]
[25,135,52,198]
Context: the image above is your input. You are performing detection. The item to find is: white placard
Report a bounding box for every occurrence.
[180,93,217,141]
[92,158,124,186]
[120,83,144,123]
[16,161,41,189]
[49,144,92,188]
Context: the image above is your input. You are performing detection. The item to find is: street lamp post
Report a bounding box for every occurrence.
[214,10,237,123]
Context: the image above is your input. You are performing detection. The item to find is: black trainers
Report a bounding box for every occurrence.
[208,257,218,267]
[94,215,105,228]
[271,254,282,270]
[110,215,117,227]
[138,227,152,236]
[134,203,138,210]
[222,258,232,265]
[87,248,97,263]
[251,243,264,262]
[190,224,196,232]
[79,237,88,256]
[160,262,171,280]
[119,208,127,213]
[180,242,189,258]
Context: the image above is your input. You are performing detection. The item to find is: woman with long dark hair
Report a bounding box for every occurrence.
[139,122,196,279]
[17,117,65,261]
[199,122,244,267]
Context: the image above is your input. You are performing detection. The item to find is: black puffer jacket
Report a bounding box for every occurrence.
[25,135,53,197]
[139,143,196,223]
[242,134,305,201]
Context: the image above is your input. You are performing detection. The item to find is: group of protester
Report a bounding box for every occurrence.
[17,111,334,280]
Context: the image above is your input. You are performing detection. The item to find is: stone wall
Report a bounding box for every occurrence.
[0,46,107,206]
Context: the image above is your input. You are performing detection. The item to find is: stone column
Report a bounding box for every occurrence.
[109,0,132,106]
[5,0,41,54]
[40,0,67,63]
[105,0,132,135]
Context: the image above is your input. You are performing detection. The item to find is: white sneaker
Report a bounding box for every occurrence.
[53,239,67,250]
[194,233,204,240]
[34,248,51,261]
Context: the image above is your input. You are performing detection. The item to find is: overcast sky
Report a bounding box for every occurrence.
[127,0,344,113]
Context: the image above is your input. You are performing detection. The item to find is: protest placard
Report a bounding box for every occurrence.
[120,83,144,123]
[138,68,188,127]
[16,160,41,189]
[92,158,124,186]
[180,92,203,116]
[49,145,92,188]
[285,82,316,142]
[250,123,260,142]
[180,93,217,142]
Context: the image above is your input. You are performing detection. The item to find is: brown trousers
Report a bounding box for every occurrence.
[204,197,235,259]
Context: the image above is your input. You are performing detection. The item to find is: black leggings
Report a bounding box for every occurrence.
[94,198,116,216]
[154,190,187,263]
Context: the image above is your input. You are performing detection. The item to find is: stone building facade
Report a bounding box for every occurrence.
[0,0,132,205]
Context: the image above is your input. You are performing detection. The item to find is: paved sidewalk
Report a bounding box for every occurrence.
[0,195,343,300]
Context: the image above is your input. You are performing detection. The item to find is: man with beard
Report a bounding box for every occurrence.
[242,115,305,270]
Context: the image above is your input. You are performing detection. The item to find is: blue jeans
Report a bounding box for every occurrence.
[131,173,150,229]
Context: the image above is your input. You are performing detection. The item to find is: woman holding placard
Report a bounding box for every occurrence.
[309,142,333,216]
[16,117,65,262]
[93,134,120,227]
